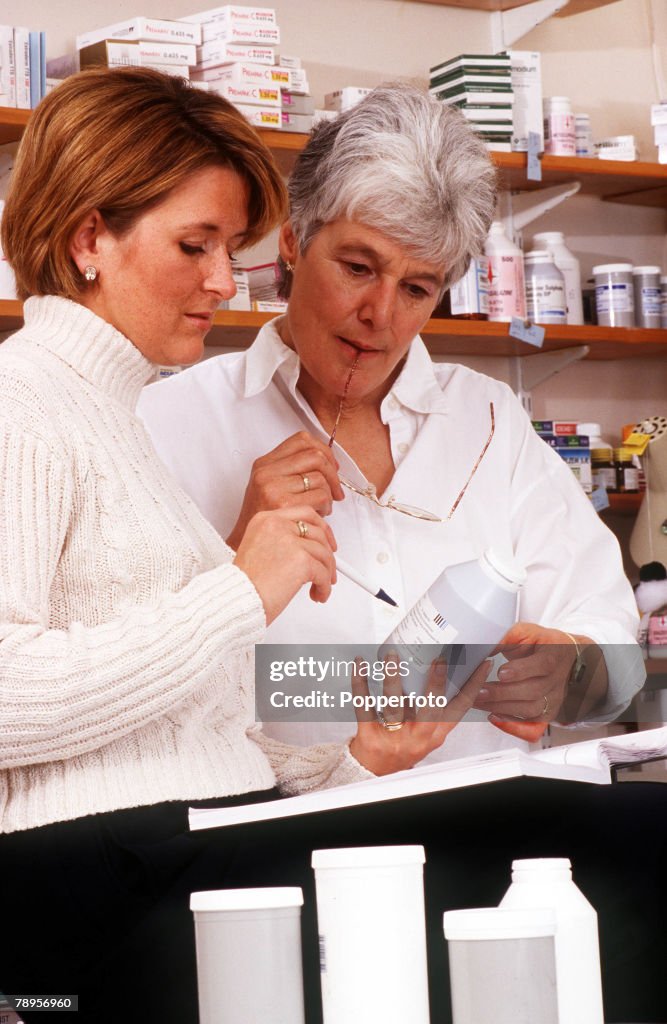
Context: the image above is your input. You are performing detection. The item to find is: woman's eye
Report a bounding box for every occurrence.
[180,242,205,255]
[406,283,429,299]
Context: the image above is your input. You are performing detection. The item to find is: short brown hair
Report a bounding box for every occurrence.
[2,66,287,300]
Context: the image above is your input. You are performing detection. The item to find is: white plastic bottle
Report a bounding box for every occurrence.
[499,858,605,1024]
[380,548,526,698]
[532,230,584,325]
[485,221,526,322]
[524,250,567,325]
[543,96,576,156]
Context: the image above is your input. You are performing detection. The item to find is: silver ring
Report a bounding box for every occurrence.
[377,711,404,732]
[542,694,550,717]
[302,474,310,492]
[297,520,308,539]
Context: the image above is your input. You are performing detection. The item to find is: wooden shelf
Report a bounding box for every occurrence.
[3,109,667,206]
[3,302,665,359]
[0,106,30,145]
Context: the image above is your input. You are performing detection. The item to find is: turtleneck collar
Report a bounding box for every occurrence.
[21,295,155,411]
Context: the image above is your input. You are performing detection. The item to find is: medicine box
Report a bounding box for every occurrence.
[184,6,277,25]
[532,420,579,435]
[324,86,372,111]
[76,17,201,50]
[211,80,281,107]
[196,22,280,47]
[79,39,197,68]
[281,92,315,114]
[193,62,289,87]
[429,52,511,77]
[192,43,274,68]
[232,103,281,128]
[508,50,543,152]
[280,111,314,133]
[285,68,309,95]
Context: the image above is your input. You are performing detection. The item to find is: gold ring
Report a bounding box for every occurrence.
[302,474,310,492]
[297,520,308,538]
[542,694,550,717]
[377,711,404,732]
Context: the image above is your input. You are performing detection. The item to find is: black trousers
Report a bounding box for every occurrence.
[1,779,666,1024]
[0,791,280,1024]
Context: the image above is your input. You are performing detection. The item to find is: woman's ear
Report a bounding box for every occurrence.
[69,209,105,276]
[278,220,299,267]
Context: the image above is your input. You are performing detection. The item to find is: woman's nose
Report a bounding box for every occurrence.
[358,280,395,330]
[204,250,237,301]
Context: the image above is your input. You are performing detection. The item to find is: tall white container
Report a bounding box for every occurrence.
[499,858,605,1024]
[312,846,430,1024]
[381,548,525,698]
[485,221,526,322]
[532,230,584,325]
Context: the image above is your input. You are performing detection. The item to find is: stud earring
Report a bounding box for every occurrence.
[285,261,295,273]
[84,265,98,282]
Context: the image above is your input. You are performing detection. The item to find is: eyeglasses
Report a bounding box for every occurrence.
[338,402,495,524]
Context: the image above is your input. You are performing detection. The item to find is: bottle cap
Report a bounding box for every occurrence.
[312,846,425,869]
[524,249,553,263]
[613,447,634,460]
[632,266,661,275]
[482,548,527,590]
[591,447,613,460]
[532,231,564,244]
[576,422,601,435]
[592,263,633,275]
[190,887,304,912]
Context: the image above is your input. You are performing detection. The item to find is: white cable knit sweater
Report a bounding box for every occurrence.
[0,296,368,833]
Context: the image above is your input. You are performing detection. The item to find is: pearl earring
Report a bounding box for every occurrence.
[84,265,98,282]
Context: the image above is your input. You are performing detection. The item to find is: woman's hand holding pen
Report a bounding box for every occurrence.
[233,506,338,625]
[226,431,344,551]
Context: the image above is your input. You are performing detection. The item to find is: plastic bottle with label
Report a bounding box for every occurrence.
[524,250,567,325]
[379,548,526,698]
[449,256,490,320]
[576,422,614,492]
[543,96,576,156]
[532,231,584,325]
[632,266,662,328]
[485,222,526,323]
[499,858,604,1024]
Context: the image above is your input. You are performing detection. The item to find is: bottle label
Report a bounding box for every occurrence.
[544,111,576,155]
[640,285,661,317]
[526,277,567,324]
[450,257,490,316]
[387,594,459,653]
[595,281,633,314]
[488,253,525,320]
[592,466,616,490]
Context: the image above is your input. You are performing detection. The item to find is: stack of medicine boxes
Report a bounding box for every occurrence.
[533,421,592,495]
[429,52,514,151]
[185,6,312,134]
[76,18,200,81]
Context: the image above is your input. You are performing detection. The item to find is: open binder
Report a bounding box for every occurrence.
[189,726,667,832]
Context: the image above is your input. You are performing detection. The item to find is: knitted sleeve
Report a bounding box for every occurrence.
[0,419,265,769]
[250,726,375,794]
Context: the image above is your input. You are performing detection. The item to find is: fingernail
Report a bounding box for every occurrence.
[497,666,513,681]
[478,688,490,700]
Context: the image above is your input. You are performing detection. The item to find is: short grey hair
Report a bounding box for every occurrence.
[284,81,497,293]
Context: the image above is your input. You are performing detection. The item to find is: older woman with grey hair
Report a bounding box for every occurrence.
[140,82,643,760]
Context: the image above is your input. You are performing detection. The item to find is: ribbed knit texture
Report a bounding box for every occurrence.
[0,296,369,833]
